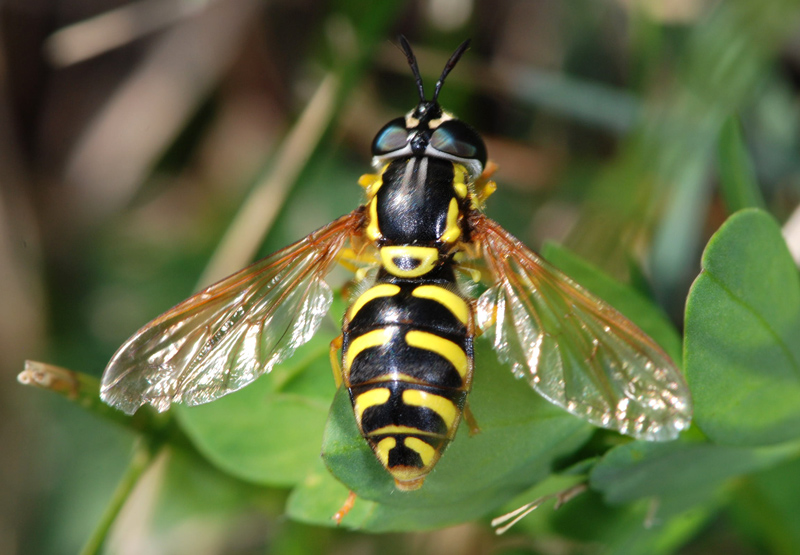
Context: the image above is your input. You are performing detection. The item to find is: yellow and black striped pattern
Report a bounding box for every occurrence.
[343,279,474,490]
[341,153,478,490]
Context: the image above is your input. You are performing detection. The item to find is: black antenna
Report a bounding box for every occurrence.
[433,38,471,103]
[397,35,425,103]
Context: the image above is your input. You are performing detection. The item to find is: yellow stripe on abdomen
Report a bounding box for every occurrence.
[353,387,391,422]
[344,328,393,375]
[401,389,458,429]
[374,437,396,467]
[404,330,468,380]
[403,437,436,466]
[367,424,439,436]
[411,284,469,325]
[348,283,401,321]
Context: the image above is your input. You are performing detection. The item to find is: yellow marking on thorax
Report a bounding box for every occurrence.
[452,163,469,199]
[374,437,396,467]
[412,285,469,325]
[344,328,393,373]
[380,246,440,278]
[404,437,436,466]
[438,197,462,244]
[353,387,391,422]
[401,389,458,429]
[358,173,380,197]
[358,173,376,187]
[366,198,381,241]
[348,283,401,321]
[404,330,468,379]
[359,165,387,198]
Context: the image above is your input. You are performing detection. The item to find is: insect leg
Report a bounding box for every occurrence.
[336,248,366,274]
[332,490,358,525]
[455,260,483,284]
[463,402,481,436]
[463,299,480,436]
[330,335,344,388]
[469,162,498,209]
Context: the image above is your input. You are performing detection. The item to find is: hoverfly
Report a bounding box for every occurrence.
[101,37,692,494]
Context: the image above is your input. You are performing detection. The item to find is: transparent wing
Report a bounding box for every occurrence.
[101,211,364,415]
[472,215,692,441]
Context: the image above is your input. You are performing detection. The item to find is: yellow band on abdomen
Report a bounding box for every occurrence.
[348,283,401,321]
[411,284,469,325]
[403,437,436,466]
[344,328,393,374]
[401,389,458,429]
[374,437,396,467]
[353,387,391,422]
[404,330,468,379]
[367,424,439,436]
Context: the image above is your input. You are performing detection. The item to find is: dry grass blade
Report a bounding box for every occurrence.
[782,204,800,266]
[196,73,341,287]
[63,0,263,227]
[492,483,587,535]
[44,0,214,67]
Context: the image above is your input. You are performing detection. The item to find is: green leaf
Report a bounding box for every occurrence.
[285,458,378,528]
[590,438,800,518]
[542,242,682,363]
[729,456,800,554]
[549,489,714,555]
[175,337,336,486]
[303,348,594,531]
[152,448,281,533]
[685,208,800,445]
[494,471,714,555]
[717,116,765,213]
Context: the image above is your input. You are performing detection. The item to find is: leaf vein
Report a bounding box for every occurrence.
[704,270,800,375]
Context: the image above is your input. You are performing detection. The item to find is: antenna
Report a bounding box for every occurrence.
[433,38,470,102]
[397,35,426,103]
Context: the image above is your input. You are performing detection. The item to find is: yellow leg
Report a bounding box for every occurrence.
[336,246,379,274]
[475,180,497,205]
[464,402,481,436]
[332,490,357,525]
[358,172,381,191]
[469,162,498,210]
[336,248,364,274]
[330,335,344,388]
[456,240,483,263]
[455,261,483,284]
[481,160,499,180]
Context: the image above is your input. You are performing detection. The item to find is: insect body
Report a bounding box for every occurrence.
[100,37,692,492]
[342,155,477,490]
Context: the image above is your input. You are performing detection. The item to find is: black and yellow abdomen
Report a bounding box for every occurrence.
[342,268,474,490]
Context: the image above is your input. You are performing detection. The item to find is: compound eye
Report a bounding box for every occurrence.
[372,118,409,155]
[429,120,487,166]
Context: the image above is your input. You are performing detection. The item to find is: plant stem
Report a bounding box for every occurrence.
[80,440,158,555]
